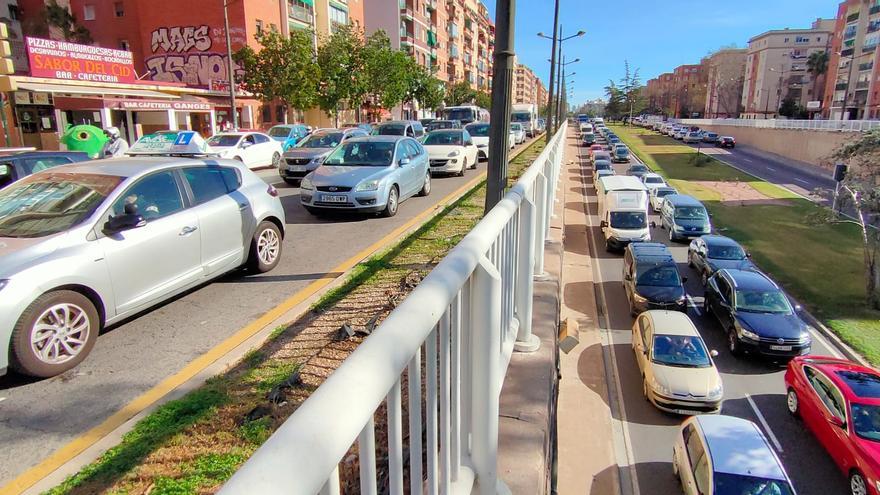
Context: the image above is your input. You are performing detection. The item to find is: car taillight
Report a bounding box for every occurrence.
[267,184,278,197]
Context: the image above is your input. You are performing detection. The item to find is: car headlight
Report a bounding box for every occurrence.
[673,224,684,231]
[676,295,686,304]
[0,279,8,292]
[356,179,380,192]
[300,177,314,190]
[311,155,325,164]
[797,332,812,344]
[650,378,671,397]
[448,150,460,157]
[735,322,760,341]
[707,384,724,400]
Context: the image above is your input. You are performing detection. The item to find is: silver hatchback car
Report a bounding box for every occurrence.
[0,157,286,377]
[300,135,431,217]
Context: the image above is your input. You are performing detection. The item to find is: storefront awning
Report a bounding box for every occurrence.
[16,82,179,99]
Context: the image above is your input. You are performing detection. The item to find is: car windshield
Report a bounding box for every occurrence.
[636,265,681,287]
[708,133,718,138]
[375,124,407,136]
[323,141,396,166]
[656,189,676,198]
[708,244,746,260]
[851,403,880,442]
[268,127,293,137]
[511,124,523,131]
[675,206,707,220]
[629,165,648,173]
[713,473,794,495]
[423,132,462,146]
[207,135,241,147]
[0,172,122,238]
[644,176,663,184]
[427,121,456,131]
[511,112,531,122]
[609,211,646,229]
[444,109,475,122]
[466,124,490,137]
[595,162,612,171]
[734,289,792,314]
[300,133,343,148]
[651,334,712,368]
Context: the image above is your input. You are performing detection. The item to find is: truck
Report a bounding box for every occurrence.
[511,103,538,137]
[597,176,650,251]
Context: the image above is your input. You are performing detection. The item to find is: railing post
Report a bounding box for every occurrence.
[470,255,509,495]
[533,172,547,276]
[514,196,539,353]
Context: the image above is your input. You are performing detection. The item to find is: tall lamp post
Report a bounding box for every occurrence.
[537,26,584,141]
[485,0,516,213]
[836,50,855,120]
[555,58,579,127]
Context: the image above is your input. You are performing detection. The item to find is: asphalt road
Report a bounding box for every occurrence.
[577,136,851,495]
[0,137,538,487]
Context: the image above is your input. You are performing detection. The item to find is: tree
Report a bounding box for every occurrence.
[603,81,624,120]
[823,130,880,309]
[234,29,319,114]
[446,81,477,106]
[807,50,829,115]
[404,66,445,113]
[619,60,645,123]
[474,91,492,110]
[23,0,92,43]
[316,24,368,126]
[778,97,799,118]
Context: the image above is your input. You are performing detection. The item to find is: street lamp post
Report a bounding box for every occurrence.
[485,0,516,213]
[223,0,238,130]
[836,50,856,120]
[537,25,584,140]
[554,57,579,128]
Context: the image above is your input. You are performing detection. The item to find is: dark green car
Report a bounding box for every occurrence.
[581,132,596,146]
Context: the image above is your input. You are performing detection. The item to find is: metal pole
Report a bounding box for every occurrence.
[224,0,238,130]
[832,181,841,216]
[485,0,516,213]
[556,54,564,127]
[544,0,560,141]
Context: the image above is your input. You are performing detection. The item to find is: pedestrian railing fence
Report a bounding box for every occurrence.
[672,118,880,132]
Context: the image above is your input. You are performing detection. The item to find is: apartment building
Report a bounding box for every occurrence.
[741,18,833,119]
[513,63,535,104]
[645,72,674,114]
[671,64,707,118]
[703,48,747,118]
[823,0,880,119]
[536,78,547,109]
[445,0,492,91]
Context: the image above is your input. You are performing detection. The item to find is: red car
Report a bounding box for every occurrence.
[588,144,604,156]
[784,356,880,495]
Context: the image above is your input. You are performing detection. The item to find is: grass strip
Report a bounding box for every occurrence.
[45,139,548,495]
[612,124,880,365]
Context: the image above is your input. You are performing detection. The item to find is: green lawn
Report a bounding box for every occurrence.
[611,124,880,365]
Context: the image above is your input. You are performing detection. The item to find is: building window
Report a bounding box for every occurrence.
[276,105,285,122]
[256,19,264,34]
[83,4,95,20]
[262,105,271,122]
[329,6,348,25]
[119,39,130,51]
[114,2,124,17]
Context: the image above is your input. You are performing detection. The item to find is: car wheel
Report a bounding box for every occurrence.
[850,471,868,495]
[458,159,466,177]
[786,388,800,418]
[11,290,100,377]
[283,178,300,186]
[418,173,431,197]
[234,156,243,162]
[381,186,399,217]
[248,221,282,273]
[668,227,676,243]
[271,152,281,168]
[728,329,742,357]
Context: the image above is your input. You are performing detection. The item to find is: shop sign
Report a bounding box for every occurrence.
[128,130,210,155]
[26,37,137,84]
[13,91,30,105]
[113,100,213,111]
[209,79,244,93]
[32,93,51,105]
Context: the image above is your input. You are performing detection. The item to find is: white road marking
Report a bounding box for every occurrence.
[746,393,784,453]
[741,158,754,163]
[766,167,776,172]
[0,397,6,403]
[686,295,702,316]
[807,325,845,359]
[794,178,810,185]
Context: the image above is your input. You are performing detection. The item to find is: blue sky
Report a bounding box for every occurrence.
[484,0,839,105]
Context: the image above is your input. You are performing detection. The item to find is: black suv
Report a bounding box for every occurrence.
[704,269,811,359]
[687,235,755,286]
[623,243,687,315]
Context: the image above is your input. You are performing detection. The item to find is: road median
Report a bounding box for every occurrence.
[612,124,880,366]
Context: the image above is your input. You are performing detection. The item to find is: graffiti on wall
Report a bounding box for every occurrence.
[146,25,246,87]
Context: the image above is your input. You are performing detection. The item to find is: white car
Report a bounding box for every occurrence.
[632,310,723,415]
[422,129,478,175]
[641,172,667,190]
[579,122,592,133]
[510,123,526,144]
[649,185,678,212]
[682,131,702,144]
[594,168,614,186]
[207,132,284,170]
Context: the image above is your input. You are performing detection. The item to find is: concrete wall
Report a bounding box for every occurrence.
[699,124,854,170]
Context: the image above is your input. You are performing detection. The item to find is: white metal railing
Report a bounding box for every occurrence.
[672,118,880,132]
[220,123,568,495]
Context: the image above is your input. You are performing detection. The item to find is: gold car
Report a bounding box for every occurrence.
[632,310,723,414]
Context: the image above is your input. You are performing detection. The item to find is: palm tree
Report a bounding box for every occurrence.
[807,51,829,78]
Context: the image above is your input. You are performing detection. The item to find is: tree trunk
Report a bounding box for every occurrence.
[869,258,880,310]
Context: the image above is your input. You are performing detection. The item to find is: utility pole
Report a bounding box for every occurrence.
[544,0,560,141]
[556,54,565,125]
[485,0,515,213]
[223,0,238,130]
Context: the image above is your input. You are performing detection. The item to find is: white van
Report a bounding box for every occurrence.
[598,176,650,251]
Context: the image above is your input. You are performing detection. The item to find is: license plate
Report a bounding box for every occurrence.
[770,345,792,351]
[321,194,348,203]
[287,165,306,172]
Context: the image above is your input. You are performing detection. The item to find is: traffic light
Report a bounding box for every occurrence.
[0,23,13,75]
[833,163,848,182]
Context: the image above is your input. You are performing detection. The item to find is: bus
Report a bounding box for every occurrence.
[442,105,490,125]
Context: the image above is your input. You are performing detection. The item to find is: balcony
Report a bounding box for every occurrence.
[864,44,877,53]
[289,1,314,24]
[860,62,874,71]
[856,80,871,89]
[836,82,849,90]
[847,12,860,22]
[872,4,880,14]
[842,48,855,57]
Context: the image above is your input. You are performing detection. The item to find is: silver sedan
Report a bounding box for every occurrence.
[300,135,431,217]
[0,158,286,377]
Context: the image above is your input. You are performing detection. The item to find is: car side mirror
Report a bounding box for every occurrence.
[794,304,802,312]
[828,415,845,429]
[650,221,657,228]
[399,157,411,166]
[600,220,608,229]
[709,349,719,358]
[103,212,145,235]
[240,141,253,149]
[0,164,10,177]
[746,252,752,258]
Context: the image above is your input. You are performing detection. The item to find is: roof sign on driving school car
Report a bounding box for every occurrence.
[127,130,214,155]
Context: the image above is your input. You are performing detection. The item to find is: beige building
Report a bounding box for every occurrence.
[823,0,880,120]
[703,48,747,118]
[741,18,834,119]
[446,0,493,91]
[514,63,538,105]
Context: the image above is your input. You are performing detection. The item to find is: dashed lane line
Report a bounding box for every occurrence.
[686,295,702,316]
[746,393,784,453]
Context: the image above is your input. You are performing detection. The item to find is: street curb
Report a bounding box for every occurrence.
[13,136,546,495]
